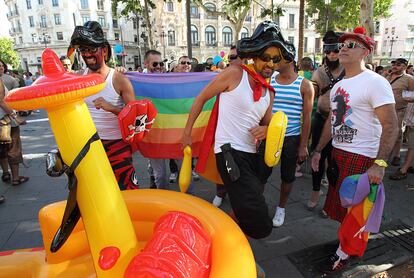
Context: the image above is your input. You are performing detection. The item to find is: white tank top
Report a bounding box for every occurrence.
[214,70,270,154]
[84,68,124,140]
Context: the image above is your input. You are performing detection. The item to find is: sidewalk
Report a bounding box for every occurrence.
[1,110,414,277]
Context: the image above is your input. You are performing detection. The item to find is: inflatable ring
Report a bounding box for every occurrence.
[265,111,288,167]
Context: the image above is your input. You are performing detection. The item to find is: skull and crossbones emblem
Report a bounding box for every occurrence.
[126,114,155,141]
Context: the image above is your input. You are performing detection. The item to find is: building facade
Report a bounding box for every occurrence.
[6,0,323,72]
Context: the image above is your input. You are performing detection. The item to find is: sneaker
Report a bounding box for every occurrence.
[272,207,285,227]
[192,170,200,181]
[212,195,223,207]
[321,177,329,187]
[169,172,177,183]
[319,253,349,273]
[295,164,303,178]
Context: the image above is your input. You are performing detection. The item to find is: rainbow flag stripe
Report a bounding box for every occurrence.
[126,72,217,159]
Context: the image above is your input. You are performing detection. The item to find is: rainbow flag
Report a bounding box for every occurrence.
[126,72,217,159]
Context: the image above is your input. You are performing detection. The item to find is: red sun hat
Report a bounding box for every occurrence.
[339,27,376,53]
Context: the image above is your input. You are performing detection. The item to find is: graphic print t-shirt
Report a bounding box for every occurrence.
[330,70,395,158]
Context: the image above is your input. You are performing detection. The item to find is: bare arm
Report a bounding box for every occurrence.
[298,79,314,162]
[311,110,332,171]
[250,90,275,140]
[0,80,14,114]
[311,70,321,96]
[366,103,398,184]
[182,67,240,147]
[93,71,135,115]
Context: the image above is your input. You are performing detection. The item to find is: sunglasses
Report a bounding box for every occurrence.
[324,49,339,54]
[338,42,366,50]
[229,54,239,60]
[152,62,165,67]
[259,54,282,64]
[79,47,99,54]
[180,61,192,65]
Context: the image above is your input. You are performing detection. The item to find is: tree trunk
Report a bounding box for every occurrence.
[186,0,192,58]
[233,5,250,43]
[360,0,374,63]
[143,0,154,49]
[298,0,305,62]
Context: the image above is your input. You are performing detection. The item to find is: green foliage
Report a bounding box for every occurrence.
[306,0,392,35]
[0,38,20,69]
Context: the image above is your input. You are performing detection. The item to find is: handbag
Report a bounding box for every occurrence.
[0,115,12,144]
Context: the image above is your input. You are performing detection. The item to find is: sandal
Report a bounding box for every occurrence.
[1,172,11,182]
[320,210,329,219]
[306,190,323,211]
[389,169,407,180]
[12,176,29,186]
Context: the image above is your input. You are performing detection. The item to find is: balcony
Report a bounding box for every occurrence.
[6,10,19,18]
[190,13,200,19]
[206,42,217,47]
[9,27,23,35]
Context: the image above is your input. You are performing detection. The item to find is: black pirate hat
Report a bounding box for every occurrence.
[69,21,112,62]
[237,21,295,62]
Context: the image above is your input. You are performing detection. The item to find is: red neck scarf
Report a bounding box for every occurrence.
[241,64,275,101]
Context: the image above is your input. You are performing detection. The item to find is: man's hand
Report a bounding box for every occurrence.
[249,126,268,140]
[93,97,112,111]
[298,146,308,163]
[15,117,26,125]
[115,66,127,74]
[311,152,321,172]
[366,164,385,185]
[181,132,192,149]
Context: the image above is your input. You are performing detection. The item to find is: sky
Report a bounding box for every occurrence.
[0,0,11,38]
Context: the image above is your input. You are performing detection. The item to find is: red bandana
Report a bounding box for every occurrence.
[241,64,275,101]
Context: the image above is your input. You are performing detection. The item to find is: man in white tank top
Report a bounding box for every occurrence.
[69,21,138,190]
[183,21,295,239]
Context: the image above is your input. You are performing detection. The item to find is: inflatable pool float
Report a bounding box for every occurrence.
[0,49,256,277]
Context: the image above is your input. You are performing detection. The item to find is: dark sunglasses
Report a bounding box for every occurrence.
[79,47,99,54]
[324,49,339,54]
[180,61,192,65]
[229,54,239,60]
[338,42,366,50]
[259,54,282,64]
[152,61,165,67]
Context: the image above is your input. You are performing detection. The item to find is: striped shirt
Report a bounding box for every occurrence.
[270,74,304,136]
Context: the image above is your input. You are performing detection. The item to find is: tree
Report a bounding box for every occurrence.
[194,0,252,43]
[0,38,20,69]
[111,0,156,49]
[306,0,392,35]
[360,0,374,62]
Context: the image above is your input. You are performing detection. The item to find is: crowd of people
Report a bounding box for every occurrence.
[1,19,414,274]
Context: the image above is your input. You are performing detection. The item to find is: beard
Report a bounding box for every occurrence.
[325,58,340,71]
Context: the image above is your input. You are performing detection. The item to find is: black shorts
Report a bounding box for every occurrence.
[280,135,300,183]
[215,147,273,239]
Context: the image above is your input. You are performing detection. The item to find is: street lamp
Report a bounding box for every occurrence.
[388,34,398,58]
[160,30,167,59]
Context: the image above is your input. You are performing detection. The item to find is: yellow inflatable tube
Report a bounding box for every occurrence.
[179,146,192,192]
[265,111,288,167]
[0,190,256,278]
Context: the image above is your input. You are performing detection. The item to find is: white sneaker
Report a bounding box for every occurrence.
[192,171,200,181]
[212,195,223,207]
[169,172,177,183]
[272,207,285,227]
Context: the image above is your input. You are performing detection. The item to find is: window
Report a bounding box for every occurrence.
[38,0,43,4]
[168,30,175,46]
[82,15,90,24]
[57,32,63,40]
[375,21,380,33]
[133,18,137,29]
[385,28,388,34]
[52,0,59,7]
[31,33,36,42]
[191,25,199,46]
[274,16,280,26]
[134,35,138,43]
[40,15,47,28]
[205,3,217,19]
[241,27,249,38]
[205,25,216,46]
[19,36,23,44]
[113,19,119,28]
[222,26,232,46]
[80,0,88,9]
[97,0,104,10]
[29,16,34,27]
[289,14,295,29]
[304,16,309,29]
[26,0,32,9]
[54,14,61,25]
[98,16,105,27]
[304,37,308,53]
[391,27,395,34]
[166,1,173,12]
[114,33,120,40]
[288,36,294,44]
[190,4,199,18]
[315,38,321,53]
